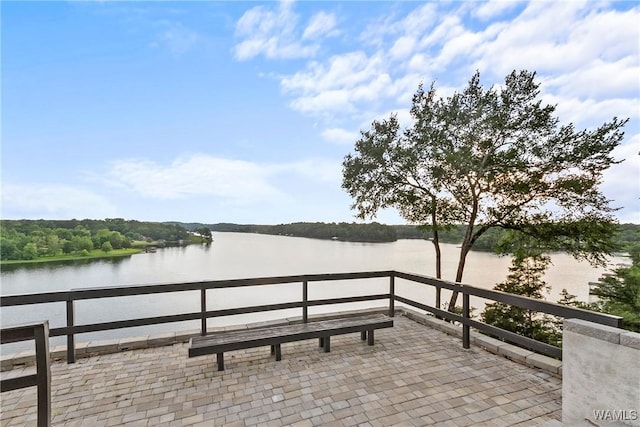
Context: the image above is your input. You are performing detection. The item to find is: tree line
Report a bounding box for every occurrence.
[394,223,639,252]
[0,219,192,261]
[194,221,639,251]
[193,222,397,243]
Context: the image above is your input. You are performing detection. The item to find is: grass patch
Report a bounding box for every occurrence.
[0,248,143,265]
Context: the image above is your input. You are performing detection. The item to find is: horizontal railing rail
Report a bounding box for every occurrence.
[0,271,393,306]
[0,270,623,363]
[394,271,622,358]
[0,321,51,427]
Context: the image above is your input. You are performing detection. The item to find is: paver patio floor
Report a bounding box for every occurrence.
[0,315,562,426]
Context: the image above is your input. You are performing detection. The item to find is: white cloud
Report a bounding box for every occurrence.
[541,93,638,130]
[290,89,356,116]
[474,0,520,21]
[359,3,437,49]
[303,11,338,40]
[281,51,392,118]
[543,57,640,100]
[401,3,438,35]
[102,154,343,206]
[431,28,486,72]
[1,184,117,219]
[602,135,640,223]
[231,1,638,225]
[106,155,284,203]
[321,128,360,145]
[472,2,640,79]
[281,52,385,94]
[271,2,638,132]
[389,36,416,60]
[234,1,328,60]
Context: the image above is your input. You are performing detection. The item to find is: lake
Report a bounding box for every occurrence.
[0,232,625,352]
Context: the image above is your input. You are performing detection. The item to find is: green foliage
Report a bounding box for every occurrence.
[590,247,640,332]
[630,244,640,265]
[556,289,597,311]
[205,222,397,243]
[615,224,640,253]
[109,231,125,249]
[194,227,213,240]
[0,219,190,261]
[0,236,21,260]
[101,241,113,253]
[193,221,639,250]
[481,254,561,346]
[21,243,39,260]
[72,236,94,253]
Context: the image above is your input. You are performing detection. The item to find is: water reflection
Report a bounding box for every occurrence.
[1,255,132,275]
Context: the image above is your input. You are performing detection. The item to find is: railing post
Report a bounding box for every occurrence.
[389,274,395,317]
[66,299,75,364]
[302,281,308,323]
[200,289,207,336]
[462,290,470,349]
[435,285,442,320]
[34,321,51,427]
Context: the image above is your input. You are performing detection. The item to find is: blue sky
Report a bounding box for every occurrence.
[2,1,639,224]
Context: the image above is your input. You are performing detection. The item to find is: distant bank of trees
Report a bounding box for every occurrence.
[3,219,636,261]
[0,219,191,261]
[201,222,397,243]
[183,221,640,251]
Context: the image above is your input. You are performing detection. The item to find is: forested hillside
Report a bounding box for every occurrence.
[202,222,397,243]
[3,219,636,261]
[188,221,640,252]
[0,219,192,261]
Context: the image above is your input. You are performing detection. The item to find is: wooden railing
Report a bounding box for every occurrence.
[1,321,51,427]
[392,271,622,358]
[0,271,622,363]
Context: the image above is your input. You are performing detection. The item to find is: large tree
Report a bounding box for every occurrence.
[342,70,627,311]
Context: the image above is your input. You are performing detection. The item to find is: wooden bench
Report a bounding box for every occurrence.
[188,314,393,371]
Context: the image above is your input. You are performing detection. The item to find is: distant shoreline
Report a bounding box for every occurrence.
[0,248,143,266]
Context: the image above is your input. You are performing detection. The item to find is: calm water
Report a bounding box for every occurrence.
[0,232,624,351]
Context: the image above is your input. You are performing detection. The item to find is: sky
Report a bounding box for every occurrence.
[1,1,639,225]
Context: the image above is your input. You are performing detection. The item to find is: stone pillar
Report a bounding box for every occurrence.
[562,319,640,426]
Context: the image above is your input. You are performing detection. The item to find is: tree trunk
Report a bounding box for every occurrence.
[432,225,442,312]
[430,195,442,312]
[431,195,442,280]
[447,243,470,310]
[448,201,478,311]
[433,231,442,278]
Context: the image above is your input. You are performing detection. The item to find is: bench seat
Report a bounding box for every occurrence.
[188,314,393,371]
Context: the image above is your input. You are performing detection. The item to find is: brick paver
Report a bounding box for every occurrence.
[0,315,561,426]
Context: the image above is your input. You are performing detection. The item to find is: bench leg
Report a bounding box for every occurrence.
[274,344,281,361]
[367,329,374,346]
[270,345,275,355]
[319,337,324,348]
[360,331,367,341]
[323,336,330,353]
[216,353,225,371]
